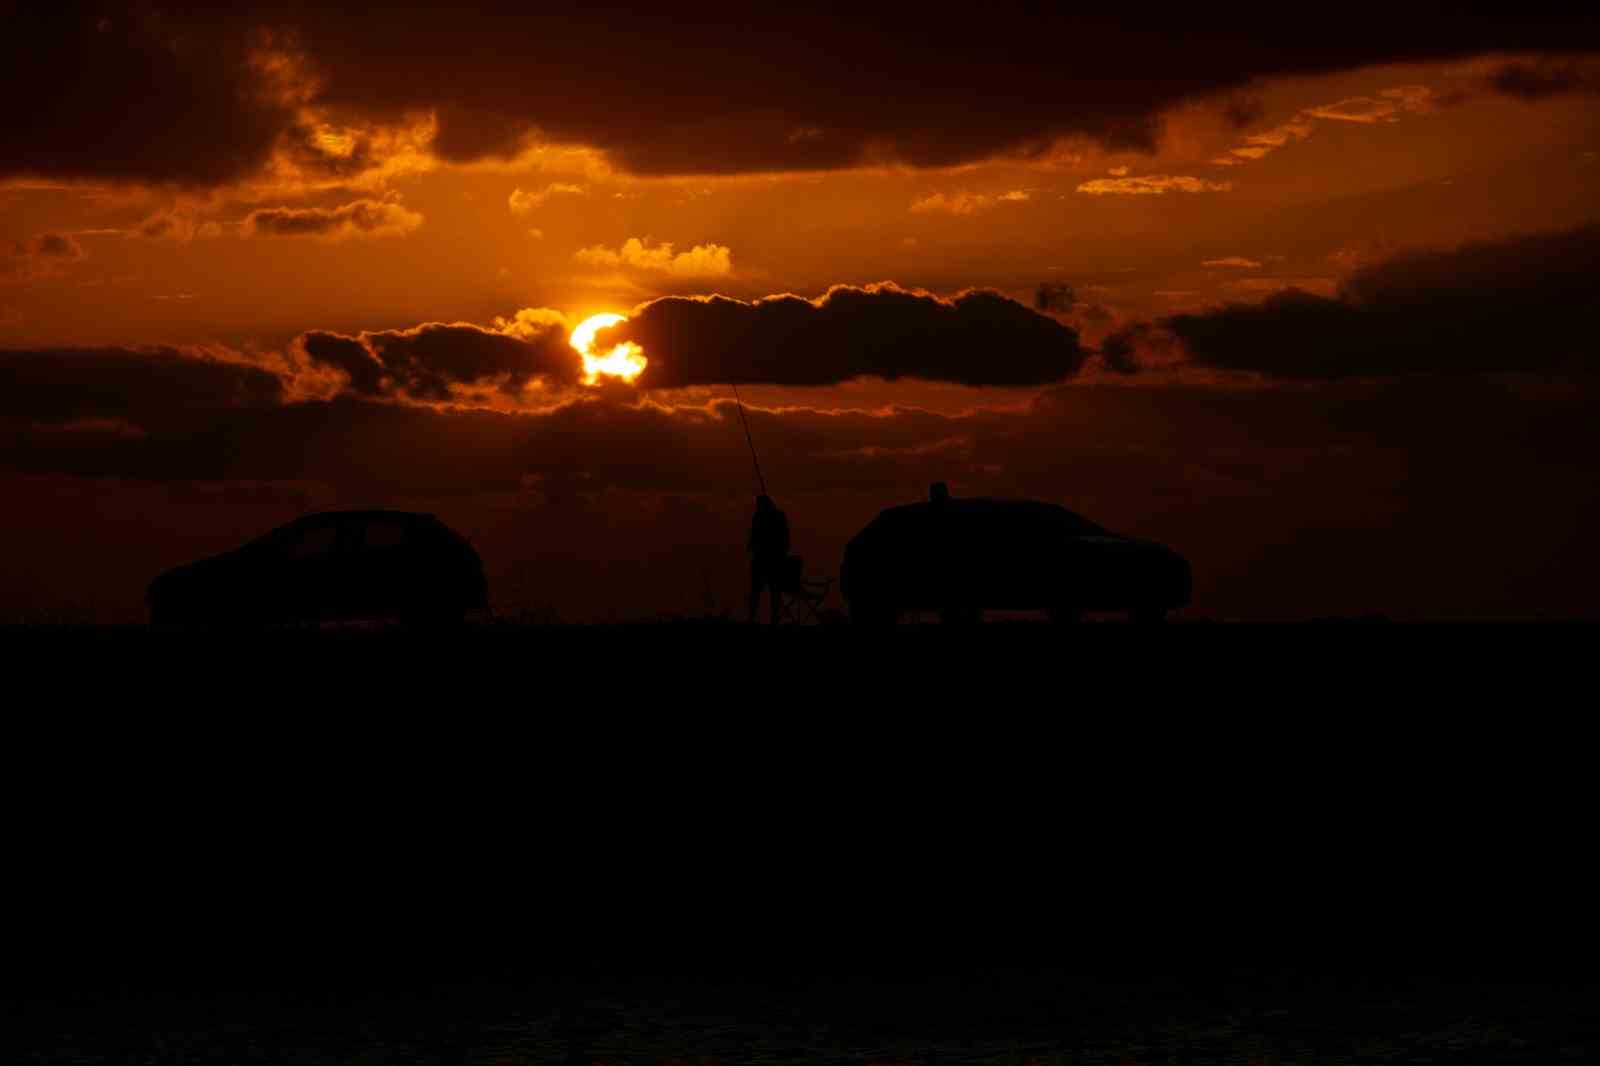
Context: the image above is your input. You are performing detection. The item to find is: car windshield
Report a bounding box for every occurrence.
[239,522,300,553]
[241,517,339,555]
[1031,504,1107,536]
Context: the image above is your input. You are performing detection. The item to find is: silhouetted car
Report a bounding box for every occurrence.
[840,488,1190,624]
[147,511,488,626]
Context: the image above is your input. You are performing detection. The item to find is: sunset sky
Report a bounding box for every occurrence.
[4,3,1598,621]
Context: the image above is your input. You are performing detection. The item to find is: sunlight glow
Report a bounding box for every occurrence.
[570,312,647,385]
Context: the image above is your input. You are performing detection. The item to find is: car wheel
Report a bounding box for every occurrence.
[1048,606,1083,624]
[1130,605,1167,624]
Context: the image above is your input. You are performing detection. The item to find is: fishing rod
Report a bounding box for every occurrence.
[730,383,768,497]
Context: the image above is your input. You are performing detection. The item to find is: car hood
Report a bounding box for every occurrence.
[1095,534,1191,571]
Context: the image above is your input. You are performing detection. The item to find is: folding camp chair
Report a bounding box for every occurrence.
[777,554,835,625]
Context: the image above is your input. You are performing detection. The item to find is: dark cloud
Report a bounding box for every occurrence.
[297,332,385,395]
[298,319,577,399]
[29,233,84,259]
[292,281,1077,396]
[1164,225,1600,378]
[138,214,184,240]
[1488,62,1594,99]
[361,9,1600,174]
[243,200,422,239]
[604,283,1084,387]
[0,5,294,186]
[1222,95,1268,129]
[1034,282,1075,313]
[0,346,282,428]
[428,105,537,163]
[6,5,1600,186]
[1098,324,1148,375]
[2,232,86,279]
[132,211,218,241]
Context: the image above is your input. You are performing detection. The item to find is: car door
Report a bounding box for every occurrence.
[987,507,1042,608]
[345,516,414,619]
[272,518,346,621]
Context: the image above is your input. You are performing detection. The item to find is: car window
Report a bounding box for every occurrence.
[1048,508,1106,536]
[283,522,339,559]
[363,520,408,551]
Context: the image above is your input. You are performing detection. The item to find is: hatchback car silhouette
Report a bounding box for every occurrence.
[840,486,1190,624]
[147,511,488,626]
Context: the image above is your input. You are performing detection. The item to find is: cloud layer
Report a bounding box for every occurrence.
[1163,225,1600,377]
[508,183,585,213]
[298,318,577,399]
[1077,175,1233,195]
[8,6,1600,187]
[911,191,1030,215]
[0,345,284,433]
[2,232,86,280]
[243,199,423,239]
[604,283,1085,387]
[575,238,733,277]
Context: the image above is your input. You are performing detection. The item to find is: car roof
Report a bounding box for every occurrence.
[861,497,1110,538]
[292,510,437,524]
[877,497,1094,521]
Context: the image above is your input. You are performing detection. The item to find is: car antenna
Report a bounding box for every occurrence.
[731,383,768,497]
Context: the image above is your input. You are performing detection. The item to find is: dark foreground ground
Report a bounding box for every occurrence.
[3,621,1595,1062]
[8,972,1597,1064]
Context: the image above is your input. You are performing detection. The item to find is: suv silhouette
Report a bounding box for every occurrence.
[841,487,1190,624]
[147,511,488,626]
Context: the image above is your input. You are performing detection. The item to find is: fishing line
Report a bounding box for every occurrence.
[731,383,767,496]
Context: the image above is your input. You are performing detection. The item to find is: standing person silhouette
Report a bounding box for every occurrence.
[747,494,791,625]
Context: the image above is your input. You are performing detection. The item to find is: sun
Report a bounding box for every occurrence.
[570,312,647,385]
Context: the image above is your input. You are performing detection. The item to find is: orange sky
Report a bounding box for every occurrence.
[6,51,1598,358]
[3,7,1599,621]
